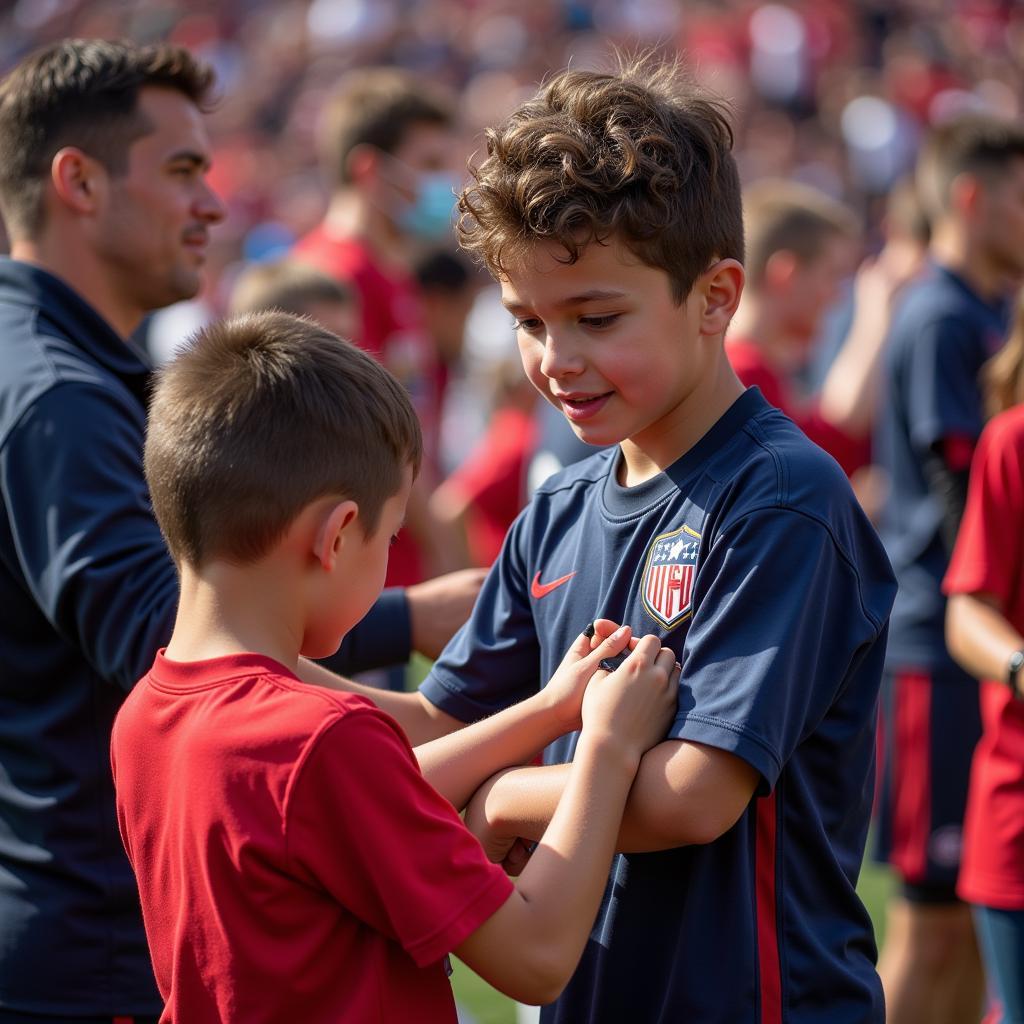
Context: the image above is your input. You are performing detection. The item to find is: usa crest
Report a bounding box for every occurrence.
[640,524,700,628]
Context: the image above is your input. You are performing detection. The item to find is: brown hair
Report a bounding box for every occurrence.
[0,38,215,240]
[228,260,354,318]
[982,293,1024,418]
[457,56,743,303]
[916,113,1024,222]
[742,179,858,291]
[318,67,453,188]
[145,311,422,568]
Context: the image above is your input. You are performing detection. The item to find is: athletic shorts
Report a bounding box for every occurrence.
[874,663,982,900]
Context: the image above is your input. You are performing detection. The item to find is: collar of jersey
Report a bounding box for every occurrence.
[601,387,768,518]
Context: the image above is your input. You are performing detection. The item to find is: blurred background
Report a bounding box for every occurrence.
[2,2,1020,1020]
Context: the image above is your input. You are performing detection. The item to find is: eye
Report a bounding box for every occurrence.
[511,316,543,334]
[580,314,620,330]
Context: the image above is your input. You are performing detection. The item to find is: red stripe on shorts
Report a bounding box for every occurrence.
[756,792,783,1024]
[891,669,932,883]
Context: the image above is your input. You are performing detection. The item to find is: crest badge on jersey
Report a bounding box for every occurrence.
[641,524,701,628]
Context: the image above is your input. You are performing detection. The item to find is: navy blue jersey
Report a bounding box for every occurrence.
[422,388,896,1023]
[876,263,1009,669]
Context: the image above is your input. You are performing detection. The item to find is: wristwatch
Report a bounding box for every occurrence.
[1006,649,1024,698]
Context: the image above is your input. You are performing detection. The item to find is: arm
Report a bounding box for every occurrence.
[466,737,758,858]
[946,593,1024,696]
[414,625,636,809]
[818,250,918,435]
[453,637,679,1004]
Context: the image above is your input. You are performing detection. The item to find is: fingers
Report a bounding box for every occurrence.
[585,625,631,667]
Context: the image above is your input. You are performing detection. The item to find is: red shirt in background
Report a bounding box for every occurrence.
[111,652,513,1023]
[294,228,447,586]
[443,406,536,566]
[943,405,1024,911]
[727,337,870,477]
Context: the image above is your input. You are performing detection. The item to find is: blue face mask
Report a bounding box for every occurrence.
[399,173,459,241]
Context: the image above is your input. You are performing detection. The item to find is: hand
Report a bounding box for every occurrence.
[543,623,637,732]
[406,568,488,659]
[580,634,680,761]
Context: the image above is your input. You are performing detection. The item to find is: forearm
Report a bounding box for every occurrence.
[296,658,461,745]
[456,735,639,1003]
[478,739,756,853]
[946,593,1024,685]
[818,303,891,435]
[414,689,569,809]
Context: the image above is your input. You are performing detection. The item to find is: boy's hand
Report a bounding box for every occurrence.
[580,634,679,763]
[544,623,635,732]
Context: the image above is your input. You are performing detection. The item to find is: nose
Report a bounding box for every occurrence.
[538,329,583,380]
[195,178,226,225]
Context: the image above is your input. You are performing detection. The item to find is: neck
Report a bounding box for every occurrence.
[618,345,744,486]
[164,560,304,671]
[930,224,1013,303]
[728,295,802,372]
[10,235,142,338]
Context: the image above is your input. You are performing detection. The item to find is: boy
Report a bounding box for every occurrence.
[416,59,898,1022]
[110,310,679,1021]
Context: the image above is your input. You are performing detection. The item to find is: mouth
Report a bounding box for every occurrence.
[182,230,209,257]
[553,390,613,422]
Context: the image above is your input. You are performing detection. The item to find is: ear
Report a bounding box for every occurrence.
[345,144,379,186]
[698,258,745,337]
[313,499,360,571]
[50,147,107,216]
[763,249,799,292]
[949,172,981,218]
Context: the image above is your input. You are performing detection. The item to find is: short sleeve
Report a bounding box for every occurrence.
[285,707,513,968]
[905,317,986,451]
[671,508,882,792]
[419,511,540,721]
[944,411,1024,604]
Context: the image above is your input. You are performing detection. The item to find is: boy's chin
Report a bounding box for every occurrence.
[300,631,349,662]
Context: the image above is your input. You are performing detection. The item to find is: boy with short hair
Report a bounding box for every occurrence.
[415,59,897,1022]
[111,309,678,1021]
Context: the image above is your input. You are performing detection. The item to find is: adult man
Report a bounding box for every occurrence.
[0,39,472,1020]
[873,113,1024,1024]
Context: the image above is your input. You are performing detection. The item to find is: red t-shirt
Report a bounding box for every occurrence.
[943,405,1024,910]
[726,337,870,477]
[444,406,536,566]
[294,227,447,586]
[111,652,513,1022]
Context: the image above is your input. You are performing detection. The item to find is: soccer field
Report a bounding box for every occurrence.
[449,841,896,1022]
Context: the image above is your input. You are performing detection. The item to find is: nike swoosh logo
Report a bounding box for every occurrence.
[531,571,576,599]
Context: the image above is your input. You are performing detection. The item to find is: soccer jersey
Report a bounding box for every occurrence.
[112,651,513,1023]
[876,262,1009,669]
[422,387,896,1023]
[727,335,870,477]
[943,406,1024,911]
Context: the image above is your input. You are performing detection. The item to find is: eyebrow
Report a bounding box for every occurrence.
[502,289,627,313]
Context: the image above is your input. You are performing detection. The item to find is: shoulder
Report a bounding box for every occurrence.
[531,446,614,502]
[981,405,1024,452]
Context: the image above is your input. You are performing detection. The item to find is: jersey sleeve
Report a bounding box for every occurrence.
[904,315,986,451]
[285,707,513,968]
[0,383,178,691]
[419,510,540,722]
[943,411,1024,604]
[670,507,885,792]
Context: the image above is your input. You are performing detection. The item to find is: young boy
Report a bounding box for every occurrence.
[414,60,898,1022]
[110,311,679,1021]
